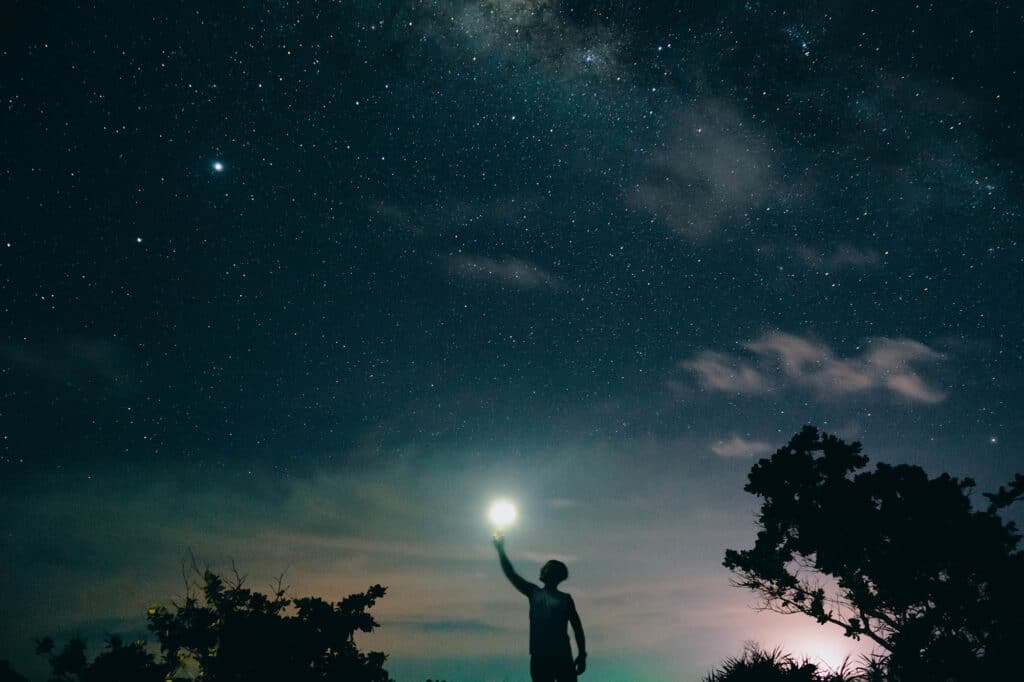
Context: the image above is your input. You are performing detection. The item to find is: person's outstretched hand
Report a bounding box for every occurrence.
[493,533,505,551]
[575,653,587,675]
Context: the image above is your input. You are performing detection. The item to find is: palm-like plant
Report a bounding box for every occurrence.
[703,643,858,682]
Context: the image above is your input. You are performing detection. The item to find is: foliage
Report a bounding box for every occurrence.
[35,635,165,682]
[32,568,393,682]
[703,643,856,682]
[724,426,1024,681]
[148,568,392,682]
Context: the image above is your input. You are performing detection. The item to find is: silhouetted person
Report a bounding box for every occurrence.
[493,535,587,681]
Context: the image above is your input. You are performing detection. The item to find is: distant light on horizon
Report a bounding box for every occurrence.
[771,624,875,674]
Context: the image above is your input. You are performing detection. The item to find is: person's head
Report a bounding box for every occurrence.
[539,559,568,587]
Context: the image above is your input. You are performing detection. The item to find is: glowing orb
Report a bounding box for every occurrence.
[488,500,518,529]
[212,161,224,172]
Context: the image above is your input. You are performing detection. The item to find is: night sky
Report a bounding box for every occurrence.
[2,1,1023,680]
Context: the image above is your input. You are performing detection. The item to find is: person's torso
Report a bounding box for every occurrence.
[528,588,572,657]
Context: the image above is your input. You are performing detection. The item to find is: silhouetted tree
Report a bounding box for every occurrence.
[35,635,165,682]
[148,568,394,682]
[724,426,1024,680]
[34,567,394,682]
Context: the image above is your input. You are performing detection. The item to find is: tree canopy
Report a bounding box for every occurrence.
[724,425,1024,680]
[35,635,165,682]
[32,568,393,682]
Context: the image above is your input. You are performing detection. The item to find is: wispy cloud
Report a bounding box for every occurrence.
[448,255,558,288]
[710,435,773,458]
[521,551,577,565]
[680,351,769,394]
[628,101,776,241]
[678,332,947,403]
[391,617,508,633]
[1,336,142,397]
[796,243,882,270]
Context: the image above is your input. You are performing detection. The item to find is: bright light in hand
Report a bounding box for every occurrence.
[488,500,517,529]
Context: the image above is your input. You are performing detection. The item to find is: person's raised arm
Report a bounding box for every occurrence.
[569,598,587,675]
[493,535,535,597]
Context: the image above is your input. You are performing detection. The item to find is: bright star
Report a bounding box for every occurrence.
[212,161,224,172]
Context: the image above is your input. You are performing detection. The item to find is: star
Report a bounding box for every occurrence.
[212,161,224,172]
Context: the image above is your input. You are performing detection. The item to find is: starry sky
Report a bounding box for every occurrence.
[2,1,1023,680]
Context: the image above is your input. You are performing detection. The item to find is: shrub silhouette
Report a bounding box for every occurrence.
[35,635,165,682]
[724,426,1024,680]
[703,643,857,682]
[33,567,394,682]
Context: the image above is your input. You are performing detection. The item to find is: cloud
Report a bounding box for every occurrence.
[392,618,507,633]
[679,351,768,394]
[679,332,947,403]
[628,101,776,241]
[710,435,773,458]
[447,255,558,288]
[796,243,882,270]
[373,194,547,239]
[370,202,426,238]
[521,551,577,565]
[1,336,142,397]
[864,338,948,403]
